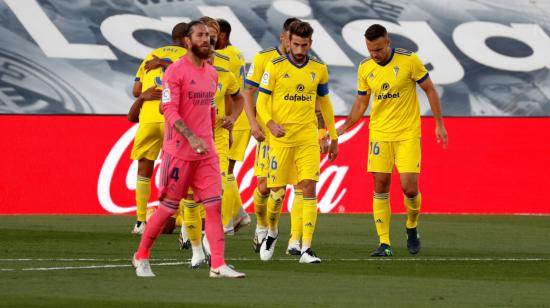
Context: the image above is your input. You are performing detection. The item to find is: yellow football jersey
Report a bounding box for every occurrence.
[257,55,330,148]
[135,45,187,123]
[245,46,284,89]
[217,45,248,130]
[213,66,240,128]
[357,48,428,141]
[213,52,232,75]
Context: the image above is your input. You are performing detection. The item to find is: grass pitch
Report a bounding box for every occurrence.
[1,214,549,307]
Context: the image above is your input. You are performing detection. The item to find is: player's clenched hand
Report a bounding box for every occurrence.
[251,122,265,142]
[188,135,209,155]
[328,139,338,161]
[221,116,234,130]
[436,124,448,149]
[140,86,162,101]
[267,121,285,138]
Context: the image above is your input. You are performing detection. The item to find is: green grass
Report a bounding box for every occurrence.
[1,214,550,307]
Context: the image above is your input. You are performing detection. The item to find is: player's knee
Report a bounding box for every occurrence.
[402,187,419,198]
[257,178,269,195]
[373,181,391,193]
[137,159,154,177]
[300,180,316,198]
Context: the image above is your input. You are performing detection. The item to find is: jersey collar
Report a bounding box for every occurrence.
[287,54,309,69]
[275,46,283,55]
[377,48,395,67]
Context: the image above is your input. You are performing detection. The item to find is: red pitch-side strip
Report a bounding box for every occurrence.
[1,115,549,214]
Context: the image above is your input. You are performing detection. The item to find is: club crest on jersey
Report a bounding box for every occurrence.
[162,88,171,103]
[155,76,162,86]
[247,64,254,77]
[310,72,316,81]
[296,84,305,93]
[261,72,270,86]
[393,66,400,76]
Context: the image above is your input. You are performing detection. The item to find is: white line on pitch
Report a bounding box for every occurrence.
[17,262,188,272]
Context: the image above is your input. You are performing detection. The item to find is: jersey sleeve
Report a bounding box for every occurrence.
[411,53,429,84]
[258,61,276,95]
[255,61,276,124]
[245,53,265,88]
[356,63,370,96]
[317,64,330,97]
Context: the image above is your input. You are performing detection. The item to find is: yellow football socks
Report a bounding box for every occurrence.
[254,188,269,227]
[373,192,391,245]
[228,174,244,222]
[267,189,285,232]
[221,174,233,227]
[404,192,422,229]
[135,176,150,222]
[175,199,185,227]
[183,199,202,247]
[290,189,303,242]
[301,197,318,250]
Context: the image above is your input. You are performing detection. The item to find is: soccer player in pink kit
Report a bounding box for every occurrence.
[132,20,245,278]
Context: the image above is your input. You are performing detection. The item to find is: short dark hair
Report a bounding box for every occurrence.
[217,19,231,36]
[184,20,205,37]
[283,17,301,31]
[364,24,387,41]
[171,22,188,41]
[289,21,313,39]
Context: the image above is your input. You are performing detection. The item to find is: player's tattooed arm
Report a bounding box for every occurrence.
[174,120,209,155]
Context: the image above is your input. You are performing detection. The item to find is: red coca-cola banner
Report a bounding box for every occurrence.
[1,115,549,214]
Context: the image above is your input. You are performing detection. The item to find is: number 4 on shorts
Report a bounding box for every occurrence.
[171,168,180,181]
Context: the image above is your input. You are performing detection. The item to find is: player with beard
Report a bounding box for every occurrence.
[337,24,448,257]
[255,21,339,263]
[132,21,245,278]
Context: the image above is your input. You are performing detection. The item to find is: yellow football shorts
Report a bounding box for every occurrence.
[267,144,319,188]
[228,129,251,161]
[367,138,421,173]
[214,127,229,176]
[254,140,270,178]
[130,122,164,161]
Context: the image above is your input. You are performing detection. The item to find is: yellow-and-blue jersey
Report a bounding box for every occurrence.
[217,45,248,130]
[357,48,428,141]
[257,55,329,148]
[135,45,186,123]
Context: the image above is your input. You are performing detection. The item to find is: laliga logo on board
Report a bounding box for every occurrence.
[97,120,365,214]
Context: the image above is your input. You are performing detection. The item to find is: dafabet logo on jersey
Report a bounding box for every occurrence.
[377,82,400,100]
[285,84,312,102]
